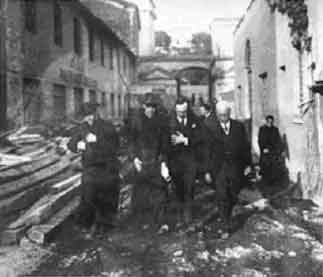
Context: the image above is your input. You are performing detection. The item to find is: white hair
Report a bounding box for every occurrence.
[216,101,231,114]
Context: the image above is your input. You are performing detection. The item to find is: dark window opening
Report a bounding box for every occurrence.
[110,93,115,117]
[89,89,96,104]
[24,0,37,34]
[74,88,83,117]
[101,92,106,107]
[53,84,66,121]
[89,27,94,61]
[123,53,127,73]
[100,38,105,66]
[23,78,41,124]
[118,94,122,117]
[73,17,82,55]
[109,47,114,70]
[54,0,63,46]
[117,48,120,72]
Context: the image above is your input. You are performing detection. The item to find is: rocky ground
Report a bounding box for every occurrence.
[0,184,318,277]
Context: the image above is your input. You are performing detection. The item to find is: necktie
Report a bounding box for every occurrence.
[224,124,229,135]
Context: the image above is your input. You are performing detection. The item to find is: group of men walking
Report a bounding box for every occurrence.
[68,95,286,237]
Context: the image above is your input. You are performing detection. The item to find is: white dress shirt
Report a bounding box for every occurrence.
[177,116,187,126]
[221,121,231,135]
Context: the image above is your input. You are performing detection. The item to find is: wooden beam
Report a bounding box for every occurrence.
[50,173,81,194]
[0,151,60,183]
[27,196,80,245]
[1,182,81,245]
[0,157,72,199]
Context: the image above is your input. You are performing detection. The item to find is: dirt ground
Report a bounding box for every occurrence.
[26,187,323,277]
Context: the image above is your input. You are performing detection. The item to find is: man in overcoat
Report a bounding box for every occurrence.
[129,94,169,221]
[258,115,285,187]
[212,101,252,230]
[68,102,120,236]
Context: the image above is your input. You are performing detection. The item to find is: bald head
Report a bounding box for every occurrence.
[216,101,231,123]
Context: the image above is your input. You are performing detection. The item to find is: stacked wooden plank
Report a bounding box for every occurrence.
[0,127,82,246]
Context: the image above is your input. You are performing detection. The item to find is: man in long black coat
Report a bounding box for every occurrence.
[68,103,120,236]
[213,101,252,230]
[258,115,285,187]
[129,94,169,221]
[167,97,206,223]
[200,103,223,187]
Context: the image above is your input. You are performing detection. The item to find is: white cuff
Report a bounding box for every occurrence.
[183,137,189,146]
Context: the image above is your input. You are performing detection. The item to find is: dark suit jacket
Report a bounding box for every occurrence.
[129,111,168,162]
[202,112,224,174]
[68,118,120,168]
[167,112,206,165]
[212,119,252,173]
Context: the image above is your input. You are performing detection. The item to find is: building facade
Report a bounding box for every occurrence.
[131,0,156,56]
[209,17,239,58]
[234,0,323,200]
[0,0,139,130]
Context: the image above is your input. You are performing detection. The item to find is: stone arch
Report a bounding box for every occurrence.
[174,66,210,99]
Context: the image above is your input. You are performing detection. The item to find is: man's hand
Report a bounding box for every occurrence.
[77,141,86,152]
[86,133,97,143]
[204,172,212,184]
[161,162,171,182]
[134,157,143,172]
[244,166,252,176]
[171,132,189,146]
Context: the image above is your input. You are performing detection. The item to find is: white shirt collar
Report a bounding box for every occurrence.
[221,121,231,134]
[177,116,187,126]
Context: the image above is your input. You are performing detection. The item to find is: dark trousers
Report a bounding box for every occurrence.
[260,152,287,186]
[169,156,197,203]
[79,165,120,228]
[216,161,244,222]
[132,159,167,220]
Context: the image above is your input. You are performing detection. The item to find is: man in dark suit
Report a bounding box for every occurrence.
[129,94,169,221]
[167,97,205,223]
[213,101,252,231]
[258,115,285,187]
[200,103,223,187]
[68,102,120,237]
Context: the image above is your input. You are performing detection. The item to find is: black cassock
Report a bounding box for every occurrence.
[129,111,168,217]
[258,125,286,186]
[68,118,120,228]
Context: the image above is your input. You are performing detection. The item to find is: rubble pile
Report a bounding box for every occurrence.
[0,125,82,246]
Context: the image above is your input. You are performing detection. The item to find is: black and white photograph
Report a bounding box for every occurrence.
[0,0,323,276]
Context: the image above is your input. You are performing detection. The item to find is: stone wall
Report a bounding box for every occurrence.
[234,0,277,153]
[233,0,322,198]
[2,0,138,128]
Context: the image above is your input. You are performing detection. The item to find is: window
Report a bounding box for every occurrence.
[89,89,96,104]
[109,47,114,70]
[53,0,63,46]
[117,48,120,71]
[101,92,106,107]
[110,93,115,117]
[88,27,94,61]
[100,38,105,66]
[23,78,41,124]
[73,88,83,117]
[118,94,122,117]
[53,84,66,120]
[123,53,127,73]
[73,17,82,55]
[24,0,37,34]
